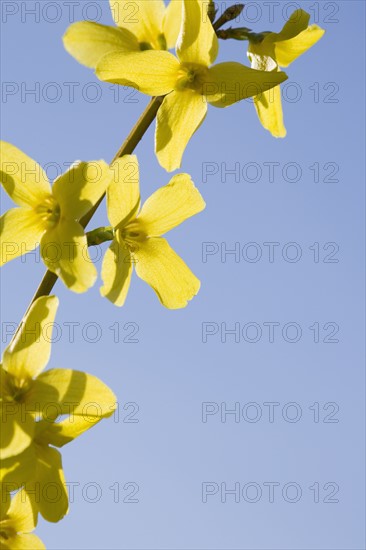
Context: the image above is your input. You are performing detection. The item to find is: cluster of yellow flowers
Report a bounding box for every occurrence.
[0,296,117,547]
[0,146,205,307]
[64,0,324,157]
[0,1,324,547]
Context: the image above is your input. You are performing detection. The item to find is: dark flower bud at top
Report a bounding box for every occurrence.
[213,4,245,31]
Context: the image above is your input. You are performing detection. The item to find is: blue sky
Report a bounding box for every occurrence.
[1,1,365,548]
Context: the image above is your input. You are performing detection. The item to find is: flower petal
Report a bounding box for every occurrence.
[163,0,183,49]
[137,173,205,236]
[274,25,325,67]
[96,50,179,96]
[107,156,140,228]
[1,533,45,550]
[0,208,45,266]
[0,402,34,460]
[134,237,200,309]
[100,238,133,307]
[52,161,112,221]
[41,219,97,293]
[27,444,68,523]
[176,0,218,66]
[6,489,37,533]
[269,9,311,42]
[253,85,287,138]
[37,414,111,448]
[0,142,51,207]
[63,22,139,68]
[0,445,35,488]
[26,368,117,422]
[155,91,207,172]
[206,62,288,108]
[0,484,11,519]
[2,296,58,381]
[110,0,165,48]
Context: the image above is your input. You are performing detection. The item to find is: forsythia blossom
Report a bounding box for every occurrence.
[0,296,117,522]
[0,488,45,549]
[247,9,325,137]
[63,0,182,68]
[96,0,288,171]
[100,155,205,309]
[0,142,112,292]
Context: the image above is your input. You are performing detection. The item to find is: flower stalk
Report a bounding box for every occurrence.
[216,27,254,41]
[86,226,114,247]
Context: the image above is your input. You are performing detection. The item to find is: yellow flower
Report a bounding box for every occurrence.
[63,0,182,68]
[100,155,205,309]
[96,0,288,172]
[0,296,117,521]
[247,9,325,137]
[1,418,103,523]
[0,142,112,292]
[0,488,45,549]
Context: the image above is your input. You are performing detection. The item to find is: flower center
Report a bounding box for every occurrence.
[139,42,153,51]
[139,34,167,51]
[0,528,11,540]
[0,517,17,540]
[1,368,30,400]
[35,196,61,229]
[120,221,147,245]
[175,63,209,93]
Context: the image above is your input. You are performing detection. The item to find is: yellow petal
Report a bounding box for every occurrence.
[27,445,68,523]
[0,445,35,488]
[205,62,288,108]
[110,0,165,48]
[253,10,325,68]
[137,173,205,236]
[248,8,310,62]
[1,533,45,550]
[0,402,34,460]
[176,0,218,66]
[155,91,207,172]
[100,238,133,307]
[2,296,58,381]
[274,25,325,67]
[107,156,140,228]
[253,84,287,138]
[134,237,200,309]
[38,414,110,448]
[63,22,139,69]
[41,219,97,293]
[6,489,37,532]
[163,0,182,49]
[0,208,45,266]
[52,161,112,221]
[0,142,51,207]
[270,9,311,42]
[26,368,117,422]
[96,50,179,96]
[0,484,11,520]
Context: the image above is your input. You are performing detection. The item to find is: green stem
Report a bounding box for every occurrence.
[216,27,253,41]
[12,96,163,339]
[86,226,114,247]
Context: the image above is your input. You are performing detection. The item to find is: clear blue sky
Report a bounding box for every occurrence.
[1,1,365,549]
